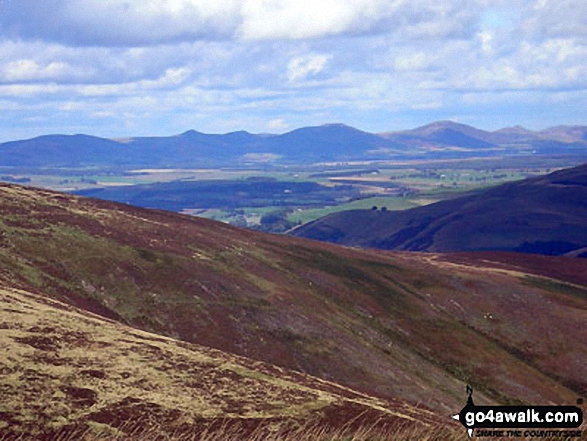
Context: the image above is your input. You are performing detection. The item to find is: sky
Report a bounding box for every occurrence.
[0,0,586,141]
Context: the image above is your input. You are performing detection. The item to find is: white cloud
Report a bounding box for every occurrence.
[1,59,76,82]
[0,0,585,141]
[0,0,241,46]
[0,83,62,97]
[240,0,382,40]
[0,66,192,98]
[287,54,331,82]
[394,53,430,71]
[477,31,494,53]
[0,0,486,46]
[442,37,587,92]
[266,118,289,132]
[77,67,191,96]
[524,0,587,39]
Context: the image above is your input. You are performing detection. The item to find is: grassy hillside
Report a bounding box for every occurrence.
[1,286,452,439]
[0,183,585,417]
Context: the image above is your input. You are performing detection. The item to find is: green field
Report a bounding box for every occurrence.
[287,196,426,224]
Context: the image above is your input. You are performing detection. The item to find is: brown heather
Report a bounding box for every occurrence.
[0,183,586,439]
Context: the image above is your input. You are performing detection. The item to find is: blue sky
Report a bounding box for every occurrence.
[0,0,585,141]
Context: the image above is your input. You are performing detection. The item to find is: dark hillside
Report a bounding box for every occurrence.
[292,164,587,256]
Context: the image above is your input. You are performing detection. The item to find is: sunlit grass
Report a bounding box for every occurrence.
[0,420,465,441]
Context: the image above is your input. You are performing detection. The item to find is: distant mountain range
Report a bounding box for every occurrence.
[1,121,587,168]
[291,163,587,257]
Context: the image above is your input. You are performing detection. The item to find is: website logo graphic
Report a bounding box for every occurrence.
[452,385,583,439]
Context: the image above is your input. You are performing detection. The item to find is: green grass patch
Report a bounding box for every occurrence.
[287,196,426,224]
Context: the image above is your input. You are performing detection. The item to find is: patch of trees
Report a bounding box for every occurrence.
[256,210,300,233]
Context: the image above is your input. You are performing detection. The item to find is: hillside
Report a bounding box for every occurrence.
[1,286,448,439]
[0,182,585,418]
[1,121,587,169]
[292,164,587,256]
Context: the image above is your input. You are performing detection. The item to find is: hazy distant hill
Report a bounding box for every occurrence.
[1,121,587,168]
[383,120,587,145]
[384,121,497,147]
[1,182,585,416]
[292,163,587,256]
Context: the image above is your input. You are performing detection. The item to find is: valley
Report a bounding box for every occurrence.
[1,122,586,439]
[1,161,566,232]
[2,121,587,233]
[292,164,587,257]
[0,183,585,439]
[3,0,587,436]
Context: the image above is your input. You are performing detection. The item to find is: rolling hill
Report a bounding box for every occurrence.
[0,181,585,427]
[1,121,587,169]
[291,163,587,257]
[2,286,450,439]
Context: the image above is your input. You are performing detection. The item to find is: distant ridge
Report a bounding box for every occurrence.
[1,121,586,168]
[390,120,495,141]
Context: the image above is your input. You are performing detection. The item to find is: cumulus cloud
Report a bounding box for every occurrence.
[287,54,331,82]
[525,0,587,39]
[394,53,432,71]
[266,118,289,132]
[0,0,241,46]
[0,0,585,140]
[0,0,484,46]
[435,36,587,92]
[243,0,477,41]
[1,60,70,82]
[0,66,193,99]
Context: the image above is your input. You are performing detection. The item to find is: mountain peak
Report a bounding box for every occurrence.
[321,123,354,129]
[409,120,484,136]
[178,129,204,137]
[494,125,534,135]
